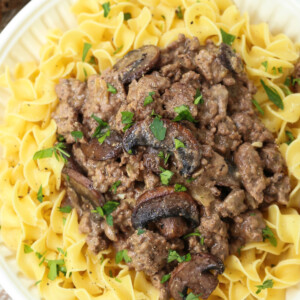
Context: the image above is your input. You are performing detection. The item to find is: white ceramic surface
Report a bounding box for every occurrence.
[0,0,299,299]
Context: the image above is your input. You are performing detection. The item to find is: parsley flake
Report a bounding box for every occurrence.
[278,66,283,74]
[293,78,300,86]
[260,80,284,110]
[160,168,174,185]
[82,42,92,62]
[91,114,110,144]
[102,2,111,18]
[174,138,185,149]
[161,274,171,284]
[110,180,121,194]
[173,105,196,123]
[121,111,134,131]
[88,56,96,64]
[262,226,277,247]
[174,184,187,192]
[144,91,155,106]
[137,228,145,235]
[150,117,167,141]
[107,83,117,94]
[37,185,43,203]
[286,130,295,145]
[47,259,66,281]
[220,28,236,46]
[98,129,110,144]
[261,61,268,72]
[71,131,83,142]
[124,12,132,21]
[167,250,191,263]
[158,151,170,164]
[183,293,202,300]
[33,143,70,163]
[24,244,33,254]
[115,249,132,264]
[176,6,183,19]
[92,201,120,226]
[59,205,72,213]
[256,279,274,294]
[183,231,204,245]
[252,99,264,115]
[194,88,203,105]
[35,280,42,286]
[113,45,123,55]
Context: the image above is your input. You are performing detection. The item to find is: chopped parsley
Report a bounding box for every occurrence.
[33,142,70,163]
[71,130,83,142]
[144,91,155,106]
[220,28,236,46]
[260,80,284,110]
[88,55,96,64]
[281,86,292,96]
[167,250,191,263]
[113,45,123,55]
[62,217,66,225]
[174,184,187,192]
[110,180,121,194]
[102,2,111,18]
[278,66,283,74]
[107,83,117,94]
[194,88,203,105]
[92,201,120,226]
[256,279,274,294]
[57,248,67,256]
[160,274,171,284]
[174,138,185,149]
[151,109,162,119]
[293,78,300,85]
[186,177,196,183]
[261,61,268,72]
[121,111,134,131]
[37,185,43,203]
[181,293,202,300]
[262,226,277,247]
[160,167,174,185]
[115,249,132,264]
[176,6,183,19]
[83,68,88,79]
[91,114,110,144]
[183,230,204,245]
[137,228,145,235]
[158,151,170,164]
[150,117,167,141]
[272,66,277,75]
[252,99,264,115]
[47,259,66,281]
[124,12,132,21]
[173,105,196,123]
[285,130,295,145]
[35,280,42,286]
[82,42,92,62]
[24,244,33,254]
[59,205,72,213]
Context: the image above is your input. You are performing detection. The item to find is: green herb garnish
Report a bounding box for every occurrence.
[150,117,167,141]
[220,28,236,46]
[33,143,70,163]
[110,180,121,194]
[262,226,277,247]
[176,6,183,19]
[173,105,196,123]
[144,91,155,106]
[161,274,171,284]
[160,167,174,185]
[252,99,264,115]
[47,259,66,281]
[158,151,170,164]
[286,130,295,145]
[174,184,187,192]
[115,249,132,264]
[124,12,132,21]
[256,279,274,294]
[174,138,185,149]
[121,111,134,131]
[102,2,111,18]
[37,185,43,203]
[260,80,284,110]
[107,83,117,94]
[71,131,83,142]
[82,42,92,62]
[261,61,268,72]
[194,88,203,105]
[137,228,145,235]
[92,201,120,226]
[113,45,123,55]
[91,114,110,144]
[59,206,72,213]
[24,244,33,254]
[167,250,191,263]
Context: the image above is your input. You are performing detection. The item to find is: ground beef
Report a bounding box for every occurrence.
[53,34,291,300]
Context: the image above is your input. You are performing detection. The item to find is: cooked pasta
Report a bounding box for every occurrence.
[0,0,300,299]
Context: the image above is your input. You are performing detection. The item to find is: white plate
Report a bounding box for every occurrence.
[0,0,299,299]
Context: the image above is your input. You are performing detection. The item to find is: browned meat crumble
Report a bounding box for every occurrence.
[54,34,290,300]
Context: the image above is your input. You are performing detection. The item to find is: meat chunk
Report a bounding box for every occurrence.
[234,143,266,206]
[125,231,170,276]
[231,210,265,244]
[232,112,274,143]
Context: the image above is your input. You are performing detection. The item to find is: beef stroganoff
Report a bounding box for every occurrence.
[0,0,300,300]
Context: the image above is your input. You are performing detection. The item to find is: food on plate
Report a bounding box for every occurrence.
[0,0,300,300]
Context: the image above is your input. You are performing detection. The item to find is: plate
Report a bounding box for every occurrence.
[0,0,299,299]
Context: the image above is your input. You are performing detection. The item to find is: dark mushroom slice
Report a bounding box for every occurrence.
[123,118,201,176]
[131,186,200,234]
[80,130,123,161]
[113,45,160,84]
[169,253,225,300]
[62,167,105,209]
[219,43,243,74]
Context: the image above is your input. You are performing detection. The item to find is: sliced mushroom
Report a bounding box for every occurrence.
[113,45,160,84]
[80,130,123,161]
[219,43,243,74]
[131,186,200,232]
[62,167,104,209]
[123,118,201,176]
[169,253,224,300]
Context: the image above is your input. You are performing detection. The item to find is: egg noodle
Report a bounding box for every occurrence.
[0,0,300,299]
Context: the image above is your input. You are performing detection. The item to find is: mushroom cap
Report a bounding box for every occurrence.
[80,130,123,161]
[169,253,225,300]
[123,118,201,176]
[131,186,200,229]
[113,45,160,84]
[62,168,104,209]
